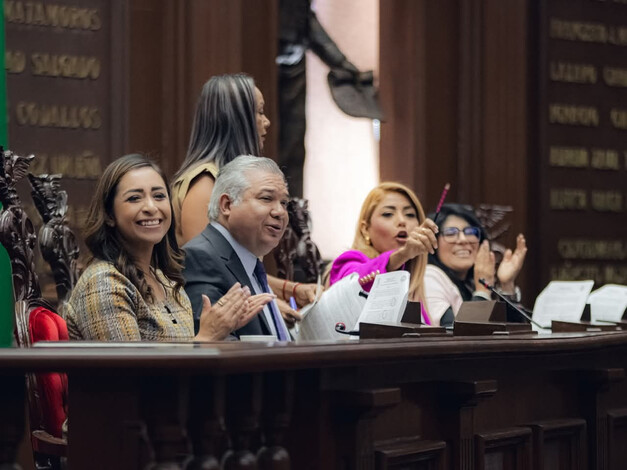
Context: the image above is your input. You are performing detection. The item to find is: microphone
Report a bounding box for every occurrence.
[335,322,360,336]
[478,279,548,330]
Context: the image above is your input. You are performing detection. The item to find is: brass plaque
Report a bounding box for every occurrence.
[538,0,627,287]
[5,1,125,298]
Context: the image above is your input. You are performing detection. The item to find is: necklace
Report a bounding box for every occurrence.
[147,268,177,324]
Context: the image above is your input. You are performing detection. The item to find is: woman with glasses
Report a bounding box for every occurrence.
[424,203,527,327]
[328,182,439,324]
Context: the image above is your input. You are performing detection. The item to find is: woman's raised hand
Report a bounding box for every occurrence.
[497,234,527,291]
[404,218,439,258]
[293,283,317,307]
[388,219,438,271]
[473,240,495,293]
[276,298,302,328]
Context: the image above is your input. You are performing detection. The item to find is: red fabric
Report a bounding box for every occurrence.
[28,307,68,438]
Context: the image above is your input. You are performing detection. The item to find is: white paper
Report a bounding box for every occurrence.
[296,274,323,321]
[354,271,410,330]
[532,280,594,330]
[294,273,367,342]
[588,284,627,323]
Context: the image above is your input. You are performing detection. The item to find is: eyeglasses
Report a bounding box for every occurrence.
[440,226,481,243]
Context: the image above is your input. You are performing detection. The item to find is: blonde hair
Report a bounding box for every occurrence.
[352,182,428,304]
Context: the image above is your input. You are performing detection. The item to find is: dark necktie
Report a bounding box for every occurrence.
[253,260,290,341]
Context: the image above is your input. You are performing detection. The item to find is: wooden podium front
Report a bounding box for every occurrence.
[2,332,627,469]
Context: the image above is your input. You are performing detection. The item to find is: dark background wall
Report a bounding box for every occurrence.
[5,0,626,303]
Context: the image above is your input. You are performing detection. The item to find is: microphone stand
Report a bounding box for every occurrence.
[478,278,549,330]
[335,323,360,336]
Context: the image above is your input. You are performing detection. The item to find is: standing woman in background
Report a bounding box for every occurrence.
[171,73,270,246]
[329,182,438,325]
[171,73,315,320]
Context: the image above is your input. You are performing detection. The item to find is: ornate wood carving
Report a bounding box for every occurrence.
[607,408,627,470]
[0,149,41,303]
[331,387,402,469]
[274,198,323,283]
[475,427,532,469]
[578,368,625,469]
[257,372,294,470]
[475,204,513,242]
[27,173,80,308]
[475,204,514,266]
[525,419,586,470]
[375,438,447,470]
[187,376,226,470]
[141,377,189,470]
[437,379,498,469]
[223,374,262,470]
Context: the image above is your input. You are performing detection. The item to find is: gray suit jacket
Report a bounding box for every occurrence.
[182,224,271,337]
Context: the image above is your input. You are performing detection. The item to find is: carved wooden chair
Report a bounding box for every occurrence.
[274,197,325,283]
[28,173,80,316]
[475,203,513,268]
[0,148,67,469]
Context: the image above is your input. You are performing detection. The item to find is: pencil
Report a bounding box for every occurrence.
[433,183,450,224]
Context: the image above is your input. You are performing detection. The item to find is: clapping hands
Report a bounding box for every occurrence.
[497,234,527,291]
[194,283,274,341]
[474,234,527,294]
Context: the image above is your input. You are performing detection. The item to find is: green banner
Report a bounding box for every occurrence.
[0,2,6,147]
[0,4,15,347]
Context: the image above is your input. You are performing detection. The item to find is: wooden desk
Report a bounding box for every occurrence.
[1,332,627,469]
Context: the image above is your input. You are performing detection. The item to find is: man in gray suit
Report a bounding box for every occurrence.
[183,156,292,340]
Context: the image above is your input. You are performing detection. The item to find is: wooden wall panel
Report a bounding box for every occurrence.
[379,0,459,206]
[380,0,533,297]
[126,0,278,177]
[480,0,531,295]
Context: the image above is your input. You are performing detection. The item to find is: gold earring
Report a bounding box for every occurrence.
[364,235,371,245]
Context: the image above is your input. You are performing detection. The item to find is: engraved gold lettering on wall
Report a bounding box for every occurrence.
[31,53,100,79]
[549,61,597,84]
[550,18,609,43]
[591,190,623,211]
[549,146,589,167]
[5,50,26,73]
[610,108,627,129]
[557,239,627,260]
[15,102,101,129]
[590,148,620,169]
[29,151,102,179]
[549,104,599,126]
[608,25,627,45]
[603,66,627,87]
[550,188,588,209]
[4,1,101,31]
[551,262,627,284]
[544,7,627,288]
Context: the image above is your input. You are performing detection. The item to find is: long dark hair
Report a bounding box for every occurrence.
[83,154,185,303]
[173,73,261,181]
[427,203,487,301]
